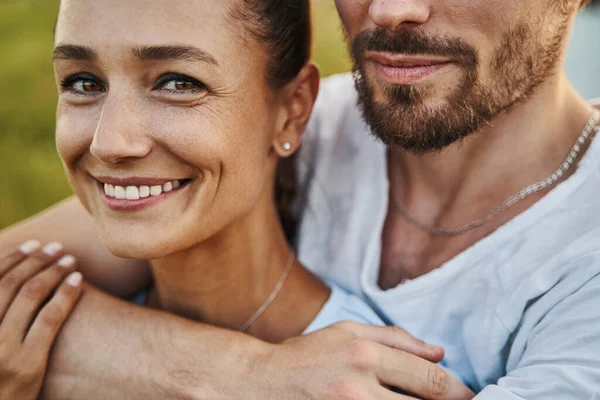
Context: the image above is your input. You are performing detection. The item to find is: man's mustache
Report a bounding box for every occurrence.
[351,28,477,67]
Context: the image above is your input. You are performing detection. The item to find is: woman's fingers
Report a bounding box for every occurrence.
[334,322,445,362]
[24,271,83,351]
[0,242,64,321]
[0,241,81,400]
[0,255,77,342]
[375,344,474,400]
[0,240,41,277]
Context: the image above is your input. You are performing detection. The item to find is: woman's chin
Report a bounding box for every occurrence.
[102,237,176,261]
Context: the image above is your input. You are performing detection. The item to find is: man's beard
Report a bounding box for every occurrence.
[350,15,569,154]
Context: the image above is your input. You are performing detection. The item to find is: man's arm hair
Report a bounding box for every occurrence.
[0,196,151,297]
[42,285,266,399]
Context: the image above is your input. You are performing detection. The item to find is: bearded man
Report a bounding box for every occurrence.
[1,0,599,399]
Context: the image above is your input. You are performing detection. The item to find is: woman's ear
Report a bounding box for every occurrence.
[273,62,320,157]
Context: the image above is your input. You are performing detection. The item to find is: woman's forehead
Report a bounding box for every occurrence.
[55,0,245,50]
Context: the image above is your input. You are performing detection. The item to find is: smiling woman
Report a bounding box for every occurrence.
[0,1,432,399]
[0,0,350,229]
[0,0,398,397]
[54,0,302,261]
[52,0,388,348]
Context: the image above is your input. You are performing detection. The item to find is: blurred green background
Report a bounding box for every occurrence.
[0,0,351,228]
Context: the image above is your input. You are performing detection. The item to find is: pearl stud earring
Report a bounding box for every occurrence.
[282,142,292,151]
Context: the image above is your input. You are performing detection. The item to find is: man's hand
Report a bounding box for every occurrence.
[248,322,475,400]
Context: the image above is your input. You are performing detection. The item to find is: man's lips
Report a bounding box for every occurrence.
[366,52,451,68]
[365,52,452,84]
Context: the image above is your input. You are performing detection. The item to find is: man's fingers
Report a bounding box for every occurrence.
[24,272,83,350]
[0,255,77,341]
[0,242,65,321]
[373,385,419,400]
[335,322,444,362]
[376,345,474,400]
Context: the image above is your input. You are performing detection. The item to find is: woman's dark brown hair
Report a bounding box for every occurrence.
[231,0,312,244]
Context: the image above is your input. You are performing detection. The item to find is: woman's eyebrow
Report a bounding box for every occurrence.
[53,44,97,61]
[132,45,219,66]
[52,44,218,66]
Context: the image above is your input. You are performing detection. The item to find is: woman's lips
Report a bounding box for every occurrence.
[366,52,452,85]
[97,179,191,212]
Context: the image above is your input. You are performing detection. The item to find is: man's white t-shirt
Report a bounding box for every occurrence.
[297,73,600,399]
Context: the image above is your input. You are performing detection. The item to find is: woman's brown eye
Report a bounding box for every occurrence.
[71,80,104,92]
[175,81,194,90]
[82,81,102,92]
[157,74,205,93]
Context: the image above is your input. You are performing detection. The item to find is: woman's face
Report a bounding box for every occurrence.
[54,0,283,259]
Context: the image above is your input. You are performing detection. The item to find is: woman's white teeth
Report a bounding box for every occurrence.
[114,186,126,199]
[104,180,183,199]
[139,186,150,198]
[126,186,140,200]
[150,185,162,196]
[104,183,115,197]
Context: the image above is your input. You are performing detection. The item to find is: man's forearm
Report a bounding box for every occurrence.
[42,285,268,400]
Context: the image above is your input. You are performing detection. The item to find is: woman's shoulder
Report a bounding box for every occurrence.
[303,282,385,334]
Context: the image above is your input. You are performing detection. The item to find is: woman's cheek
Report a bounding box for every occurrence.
[55,107,97,168]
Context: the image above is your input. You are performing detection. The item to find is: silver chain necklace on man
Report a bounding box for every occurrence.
[239,251,296,332]
[391,110,600,237]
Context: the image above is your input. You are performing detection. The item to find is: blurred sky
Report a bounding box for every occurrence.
[565,5,600,100]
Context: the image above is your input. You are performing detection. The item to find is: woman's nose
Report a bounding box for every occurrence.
[368,0,431,32]
[90,100,152,164]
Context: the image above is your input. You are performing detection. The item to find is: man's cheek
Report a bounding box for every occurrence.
[335,0,368,34]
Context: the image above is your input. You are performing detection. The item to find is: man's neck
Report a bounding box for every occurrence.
[380,74,595,288]
[149,200,330,343]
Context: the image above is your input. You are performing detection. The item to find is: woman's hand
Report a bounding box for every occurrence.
[0,240,83,400]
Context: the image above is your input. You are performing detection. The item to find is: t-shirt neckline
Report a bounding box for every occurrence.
[361,109,600,299]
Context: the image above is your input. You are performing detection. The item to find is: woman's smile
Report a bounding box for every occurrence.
[95,175,194,212]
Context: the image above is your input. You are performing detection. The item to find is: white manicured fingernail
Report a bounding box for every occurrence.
[58,255,76,268]
[66,272,82,287]
[19,240,41,255]
[42,242,63,256]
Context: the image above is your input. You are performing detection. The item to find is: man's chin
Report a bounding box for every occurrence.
[361,99,482,153]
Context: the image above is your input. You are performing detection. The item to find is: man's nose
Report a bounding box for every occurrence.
[90,99,152,164]
[369,0,431,32]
